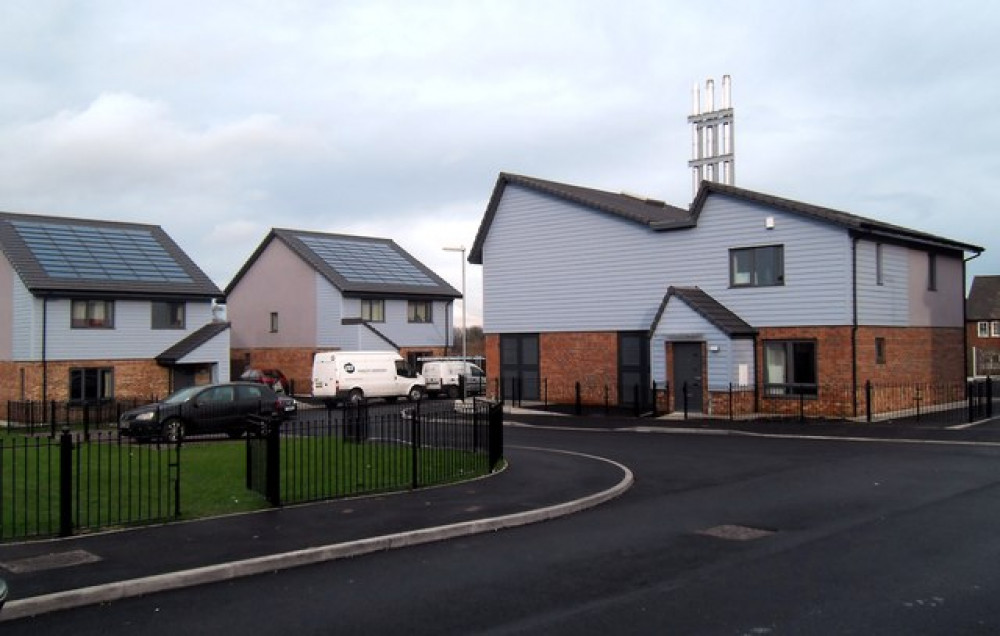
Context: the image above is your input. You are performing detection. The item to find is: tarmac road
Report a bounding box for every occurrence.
[4,421,1000,635]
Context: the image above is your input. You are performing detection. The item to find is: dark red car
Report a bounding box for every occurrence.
[240,368,290,394]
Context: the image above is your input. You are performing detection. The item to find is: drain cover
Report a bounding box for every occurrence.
[698,525,774,541]
[0,549,102,574]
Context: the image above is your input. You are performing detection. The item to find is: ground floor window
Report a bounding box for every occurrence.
[763,340,817,396]
[69,367,114,402]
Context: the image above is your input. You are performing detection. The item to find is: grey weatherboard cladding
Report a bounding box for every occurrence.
[470,174,983,264]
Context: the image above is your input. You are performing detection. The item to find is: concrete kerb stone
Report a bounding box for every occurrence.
[0,446,633,622]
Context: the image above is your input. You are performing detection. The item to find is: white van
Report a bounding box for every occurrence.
[421,360,486,398]
[312,351,425,404]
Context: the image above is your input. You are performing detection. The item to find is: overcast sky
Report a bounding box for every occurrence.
[2,1,997,325]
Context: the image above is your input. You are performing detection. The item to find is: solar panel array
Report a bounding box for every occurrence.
[297,235,438,287]
[11,221,193,283]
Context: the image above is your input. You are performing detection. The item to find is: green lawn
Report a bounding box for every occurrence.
[1,433,490,541]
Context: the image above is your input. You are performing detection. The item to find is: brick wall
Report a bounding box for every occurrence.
[539,332,618,404]
[0,359,169,406]
[231,347,319,395]
[968,322,1000,376]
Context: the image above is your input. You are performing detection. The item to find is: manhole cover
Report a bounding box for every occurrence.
[698,525,774,541]
[0,549,102,574]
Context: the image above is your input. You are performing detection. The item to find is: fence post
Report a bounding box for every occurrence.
[866,380,873,423]
[988,377,994,418]
[575,382,582,416]
[411,400,421,489]
[544,379,548,411]
[488,401,503,471]
[967,380,974,424]
[729,383,734,422]
[50,400,58,438]
[799,391,806,423]
[683,381,689,420]
[266,416,281,506]
[59,428,73,537]
[651,381,658,418]
[174,437,182,517]
[633,384,640,417]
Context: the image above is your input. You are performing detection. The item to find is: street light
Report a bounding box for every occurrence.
[442,246,467,362]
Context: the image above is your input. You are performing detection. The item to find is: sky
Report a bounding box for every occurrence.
[1,1,998,326]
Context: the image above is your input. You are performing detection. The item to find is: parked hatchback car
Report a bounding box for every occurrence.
[119,381,297,442]
[239,368,290,394]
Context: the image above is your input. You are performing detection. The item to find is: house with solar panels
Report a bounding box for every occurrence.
[0,211,228,407]
[224,229,461,391]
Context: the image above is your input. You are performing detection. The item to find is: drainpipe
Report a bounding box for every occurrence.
[964,251,982,378]
[851,236,859,418]
[444,299,453,356]
[41,296,48,404]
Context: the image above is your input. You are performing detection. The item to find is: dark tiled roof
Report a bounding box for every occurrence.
[156,322,230,365]
[679,181,984,254]
[470,173,691,263]
[967,275,1000,320]
[470,174,983,264]
[0,211,221,299]
[226,229,460,299]
[650,286,756,337]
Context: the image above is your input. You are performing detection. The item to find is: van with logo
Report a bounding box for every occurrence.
[312,351,425,404]
[420,359,487,398]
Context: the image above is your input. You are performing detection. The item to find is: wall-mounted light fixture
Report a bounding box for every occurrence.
[765,216,775,230]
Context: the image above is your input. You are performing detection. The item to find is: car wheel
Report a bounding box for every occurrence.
[226,429,245,439]
[348,389,365,405]
[161,418,184,443]
[446,385,460,399]
[407,387,424,402]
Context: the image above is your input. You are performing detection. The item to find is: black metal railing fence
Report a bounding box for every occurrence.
[247,399,503,507]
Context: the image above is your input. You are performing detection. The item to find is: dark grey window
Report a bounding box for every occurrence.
[152,301,185,329]
[407,300,432,323]
[730,245,784,287]
[70,367,113,402]
[71,300,114,329]
[928,253,937,291]
[764,340,816,396]
[270,312,279,333]
[361,299,385,322]
[876,243,884,286]
[875,337,886,365]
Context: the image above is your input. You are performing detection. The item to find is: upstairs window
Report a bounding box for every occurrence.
[270,312,279,333]
[993,321,1000,337]
[152,301,185,329]
[71,300,114,329]
[979,322,991,338]
[361,299,385,322]
[928,253,937,291]
[875,243,884,286]
[407,300,432,323]
[730,245,784,287]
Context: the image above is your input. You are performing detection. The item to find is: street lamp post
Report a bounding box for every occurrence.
[442,246,467,362]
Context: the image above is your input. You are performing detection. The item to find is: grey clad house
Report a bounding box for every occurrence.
[470,173,982,417]
[0,211,228,408]
[225,229,460,389]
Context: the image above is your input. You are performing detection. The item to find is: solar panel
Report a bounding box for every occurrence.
[11,221,193,283]
[297,235,438,287]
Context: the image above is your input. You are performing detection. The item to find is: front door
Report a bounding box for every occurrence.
[672,342,704,412]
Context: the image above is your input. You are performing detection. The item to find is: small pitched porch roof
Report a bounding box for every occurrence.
[650,286,756,338]
[156,322,231,365]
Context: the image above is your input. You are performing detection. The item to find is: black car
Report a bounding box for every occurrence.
[119,381,297,442]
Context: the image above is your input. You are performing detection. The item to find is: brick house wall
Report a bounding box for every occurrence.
[968,322,1000,376]
[0,359,170,407]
